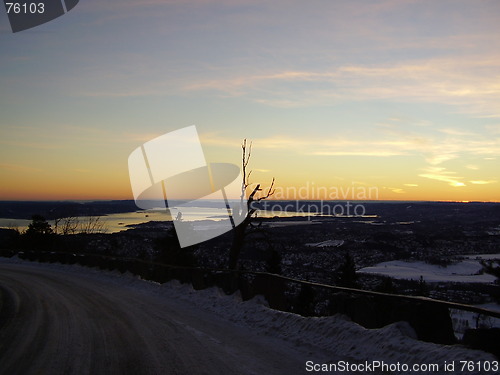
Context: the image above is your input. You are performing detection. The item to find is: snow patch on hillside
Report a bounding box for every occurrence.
[358,259,496,283]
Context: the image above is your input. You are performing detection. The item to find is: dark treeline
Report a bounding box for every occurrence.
[0,200,138,220]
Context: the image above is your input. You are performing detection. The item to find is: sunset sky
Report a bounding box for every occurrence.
[1,0,499,202]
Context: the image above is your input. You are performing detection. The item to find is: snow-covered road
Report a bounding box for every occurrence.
[0,258,496,375]
[0,260,311,374]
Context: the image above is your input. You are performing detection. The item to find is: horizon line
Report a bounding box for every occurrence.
[1,199,499,204]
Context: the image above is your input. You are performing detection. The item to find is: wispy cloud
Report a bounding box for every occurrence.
[0,139,66,150]
[74,55,500,116]
[0,163,43,172]
[470,180,497,185]
[485,124,500,134]
[202,125,500,164]
[419,167,465,187]
[202,134,413,157]
[387,187,405,194]
[184,57,500,116]
[377,118,500,166]
[309,150,403,157]
[438,128,476,136]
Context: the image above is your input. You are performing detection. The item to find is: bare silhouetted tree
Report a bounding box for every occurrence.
[54,216,79,235]
[228,139,275,269]
[78,215,106,234]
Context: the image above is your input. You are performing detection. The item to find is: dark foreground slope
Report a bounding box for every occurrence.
[0,259,496,375]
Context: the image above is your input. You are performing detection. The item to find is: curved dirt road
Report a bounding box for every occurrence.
[0,261,306,375]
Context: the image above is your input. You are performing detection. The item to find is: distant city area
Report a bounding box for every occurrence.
[1,200,499,308]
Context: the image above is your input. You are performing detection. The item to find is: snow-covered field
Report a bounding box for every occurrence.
[358,259,497,283]
[462,253,500,260]
[0,256,497,374]
[305,240,345,248]
[357,257,500,337]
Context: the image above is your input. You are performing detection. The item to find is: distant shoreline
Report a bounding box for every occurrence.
[1,199,498,220]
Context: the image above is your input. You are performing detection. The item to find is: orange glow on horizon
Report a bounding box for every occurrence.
[1,180,498,203]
